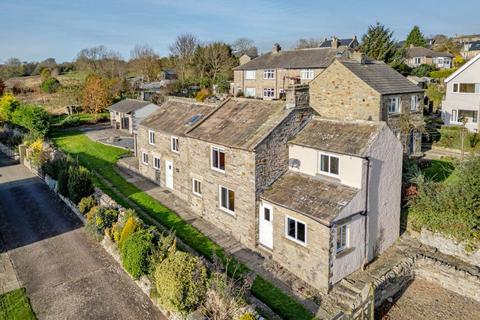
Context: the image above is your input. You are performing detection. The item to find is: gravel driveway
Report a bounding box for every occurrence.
[0,152,164,320]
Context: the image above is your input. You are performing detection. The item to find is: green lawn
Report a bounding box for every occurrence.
[51,130,313,320]
[0,288,36,320]
[50,112,110,128]
[420,159,455,183]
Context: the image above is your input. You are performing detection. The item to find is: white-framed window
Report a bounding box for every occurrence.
[414,57,421,65]
[336,223,349,253]
[148,130,155,145]
[245,70,256,80]
[171,136,179,153]
[263,69,275,79]
[300,69,314,80]
[410,95,419,111]
[456,83,480,93]
[285,216,306,245]
[142,152,148,165]
[387,97,400,114]
[211,146,225,172]
[319,153,339,175]
[245,87,256,97]
[192,179,202,197]
[437,57,444,65]
[451,109,458,122]
[219,186,235,214]
[153,156,160,170]
[263,88,275,98]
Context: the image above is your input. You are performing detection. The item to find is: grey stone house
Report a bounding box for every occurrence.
[108,99,160,135]
[232,44,349,99]
[135,85,403,291]
[309,54,425,155]
[405,46,454,69]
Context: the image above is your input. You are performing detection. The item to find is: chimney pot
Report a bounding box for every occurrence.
[332,36,339,49]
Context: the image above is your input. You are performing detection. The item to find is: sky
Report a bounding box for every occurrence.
[1,0,479,63]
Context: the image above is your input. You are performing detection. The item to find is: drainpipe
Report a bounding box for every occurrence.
[361,156,370,270]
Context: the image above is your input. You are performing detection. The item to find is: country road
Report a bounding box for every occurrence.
[0,152,165,320]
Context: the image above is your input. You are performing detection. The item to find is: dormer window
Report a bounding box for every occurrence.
[319,154,339,175]
[263,69,275,79]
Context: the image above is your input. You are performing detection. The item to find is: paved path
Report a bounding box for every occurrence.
[0,153,164,320]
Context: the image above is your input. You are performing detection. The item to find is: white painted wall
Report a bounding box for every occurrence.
[443,56,480,132]
[288,144,363,189]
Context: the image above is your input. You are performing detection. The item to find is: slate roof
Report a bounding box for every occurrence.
[186,98,292,150]
[290,118,382,156]
[319,38,357,48]
[140,98,216,136]
[405,47,454,58]
[108,99,151,114]
[261,171,359,226]
[466,41,480,51]
[233,47,348,70]
[339,60,424,95]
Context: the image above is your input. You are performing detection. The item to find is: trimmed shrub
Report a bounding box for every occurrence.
[86,206,100,224]
[0,93,20,122]
[42,156,69,180]
[154,251,208,315]
[121,228,155,279]
[429,68,458,79]
[57,166,70,197]
[119,215,141,249]
[40,77,61,93]
[67,165,94,204]
[411,64,435,77]
[94,208,119,233]
[11,104,50,136]
[148,231,176,273]
[78,196,97,215]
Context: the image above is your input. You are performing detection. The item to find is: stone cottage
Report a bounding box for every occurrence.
[232,43,350,99]
[135,85,403,291]
[108,99,160,135]
[309,53,425,155]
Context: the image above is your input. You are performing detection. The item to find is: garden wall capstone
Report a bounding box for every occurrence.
[419,229,480,266]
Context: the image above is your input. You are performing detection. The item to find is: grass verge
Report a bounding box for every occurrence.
[0,288,36,320]
[51,129,313,320]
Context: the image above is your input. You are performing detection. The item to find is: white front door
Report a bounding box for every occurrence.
[165,160,174,189]
[259,202,273,249]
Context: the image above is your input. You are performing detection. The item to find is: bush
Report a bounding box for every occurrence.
[195,88,209,102]
[429,68,458,79]
[411,64,435,77]
[78,196,97,215]
[11,104,50,136]
[60,115,81,128]
[57,165,70,197]
[154,251,208,315]
[94,208,119,233]
[239,313,256,320]
[40,77,61,93]
[235,90,244,98]
[119,216,141,248]
[111,209,136,243]
[42,156,69,180]
[121,228,155,279]
[0,93,20,122]
[67,165,94,204]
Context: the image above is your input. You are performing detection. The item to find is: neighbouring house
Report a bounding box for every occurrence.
[135,84,403,291]
[260,117,402,290]
[140,70,178,101]
[231,43,349,99]
[442,54,480,132]
[461,40,480,60]
[309,53,425,155]
[454,34,480,44]
[319,36,359,49]
[405,45,454,69]
[108,99,160,135]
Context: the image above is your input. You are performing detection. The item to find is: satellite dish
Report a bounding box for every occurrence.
[289,158,301,169]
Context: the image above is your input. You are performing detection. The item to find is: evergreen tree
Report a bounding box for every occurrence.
[360,22,398,63]
[405,26,427,47]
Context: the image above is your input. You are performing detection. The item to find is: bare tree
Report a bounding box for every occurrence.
[232,37,258,56]
[169,33,198,80]
[75,46,125,77]
[130,44,161,81]
[295,38,322,49]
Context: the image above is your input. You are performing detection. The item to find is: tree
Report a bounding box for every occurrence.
[130,44,162,81]
[360,22,398,63]
[433,38,461,55]
[169,33,198,81]
[232,37,258,56]
[2,58,24,78]
[82,74,112,116]
[75,46,125,77]
[295,38,322,49]
[192,42,235,90]
[0,78,5,96]
[404,26,427,47]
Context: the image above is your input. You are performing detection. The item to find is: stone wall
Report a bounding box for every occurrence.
[254,107,313,195]
[419,229,480,266]
[264,200,331,291]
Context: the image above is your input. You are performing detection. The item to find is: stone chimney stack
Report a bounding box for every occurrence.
[332,36,339,49]
[351,51,367,64]
[285,84,309,109]
[272,43,282,53]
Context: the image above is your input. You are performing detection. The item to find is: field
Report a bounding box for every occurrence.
[5,72,86,114]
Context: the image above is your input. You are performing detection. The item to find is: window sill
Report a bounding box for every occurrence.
[336,247,355,259]
[219,207,235,216]
[193,192,202,198]
[285,235,307,247]
[211,167,226,174]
